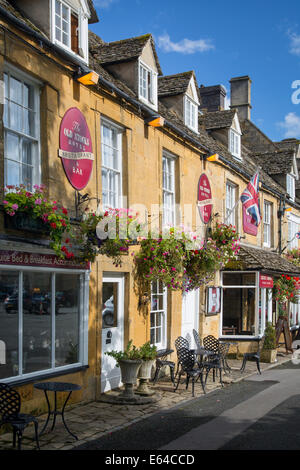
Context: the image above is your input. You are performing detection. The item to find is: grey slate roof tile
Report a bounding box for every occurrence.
[235,245,300,275]
[251,150,295,175]
[158,71,199,99]
[89,33,162,75]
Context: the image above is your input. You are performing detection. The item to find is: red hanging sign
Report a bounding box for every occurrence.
[259,274,273,288]
[59,107,94,190]
[197,173,212,224]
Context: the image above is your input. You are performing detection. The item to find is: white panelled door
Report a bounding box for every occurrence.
[181,289,199,348]
[101,273,124,393]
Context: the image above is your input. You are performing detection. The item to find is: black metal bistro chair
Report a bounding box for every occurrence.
[174,347,206,397]
[240,337,265,375]
[174,336,190,378]
[0,383,40,450]
[203,335,220,355]
[152,349,176,386]
[193,329,202,349]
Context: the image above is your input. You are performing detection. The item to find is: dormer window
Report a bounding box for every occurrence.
[138,60,157,110]
[229,128,241,160]
[287,174,296,200]
[51,0,89,64]
[184,96,198,133]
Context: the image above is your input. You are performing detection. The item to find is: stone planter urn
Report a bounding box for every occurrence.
[136,359,156,396]
[119,359,142,398]
[261,349,277,363]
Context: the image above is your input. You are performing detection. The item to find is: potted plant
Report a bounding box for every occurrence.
[105,340,142,399]
[136,342,157,396]
[261,322,277,363]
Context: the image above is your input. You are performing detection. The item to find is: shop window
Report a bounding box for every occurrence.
[162,152,176,227]
[150,281,167,350]
[222,272,257,336]
[0,269,86,381]
[101,119,123,209]
[4,69,40,190]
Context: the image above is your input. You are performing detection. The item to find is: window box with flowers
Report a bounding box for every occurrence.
[2,185,72,259]
[77,208,140,266]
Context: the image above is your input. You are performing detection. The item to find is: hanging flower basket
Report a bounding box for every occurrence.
[273,275,300,305]
[2,185,72,259]
[77,208,140,265]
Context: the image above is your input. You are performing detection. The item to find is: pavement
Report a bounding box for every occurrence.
[0,352,292,451]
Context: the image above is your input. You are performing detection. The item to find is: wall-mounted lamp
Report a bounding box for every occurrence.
[146,115,165,127]
[74,68,99,86]
[206,153,219,162]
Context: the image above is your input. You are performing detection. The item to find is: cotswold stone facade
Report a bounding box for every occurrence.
[0,0,300,413]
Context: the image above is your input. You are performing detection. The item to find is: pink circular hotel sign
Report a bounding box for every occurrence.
[59,107,94,191]
[197,173,212,224]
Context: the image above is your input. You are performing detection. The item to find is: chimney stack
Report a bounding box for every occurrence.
[199,85,226,112]
[229,75,252,120]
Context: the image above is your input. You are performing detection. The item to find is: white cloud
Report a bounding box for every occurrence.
[278,112,300,137]
[94,0,118,8]
[288,30,300,56]
[157,33,214,54]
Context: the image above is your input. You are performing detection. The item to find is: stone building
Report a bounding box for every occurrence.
[0,0,299,413]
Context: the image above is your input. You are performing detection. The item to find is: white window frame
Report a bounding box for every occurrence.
[287,214,299,250]
[184,95,198,133]
[287,174,296,201]
[3,65,41,190]
[0,265,89,384]
[101,117,123,210]
[263,201,272,248]
[150,281,167,350]
[162,151,176,227]
[51,0,89,64]
[138,60,158,110]
[229,128,241,160]
[225,181,237,226]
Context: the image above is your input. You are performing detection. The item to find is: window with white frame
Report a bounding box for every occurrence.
[288,217,299,249]
[229,129,241,160]
[52,0,89,63]
[101,119,123,209]
[0,268,88,381]
[225,181,237,226]
[184,96,198,133]
[162,152,176,227]
[3,69,40,190]
[287,174,295,201]
[139,61,157,109]
[150,281,167,349]
[263,201,272,247]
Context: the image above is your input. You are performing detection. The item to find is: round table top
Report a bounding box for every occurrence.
[34,381,81,392]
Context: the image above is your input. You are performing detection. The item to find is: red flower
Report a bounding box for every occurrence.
[50,222,57,229]
[62,208,68,215]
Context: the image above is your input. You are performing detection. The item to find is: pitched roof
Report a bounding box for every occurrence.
[233,245,300,275]
[0,0,48,36]
[275,138,300,151]
[87,0,99,24]
[198,109,236,130]
[158,71,198,98]
[251,150,295,175]
[89,33,162,75]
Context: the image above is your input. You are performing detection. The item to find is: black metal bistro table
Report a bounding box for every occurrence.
[34,381,81,440]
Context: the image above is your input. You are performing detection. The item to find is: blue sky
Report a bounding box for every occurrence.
[90,0,300,142]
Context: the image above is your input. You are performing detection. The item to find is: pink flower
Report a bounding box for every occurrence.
[35,199,42,205]
[11,204,18,210]
[3,201,8,205]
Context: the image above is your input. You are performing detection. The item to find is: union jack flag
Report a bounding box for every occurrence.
[240,172,261,227]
